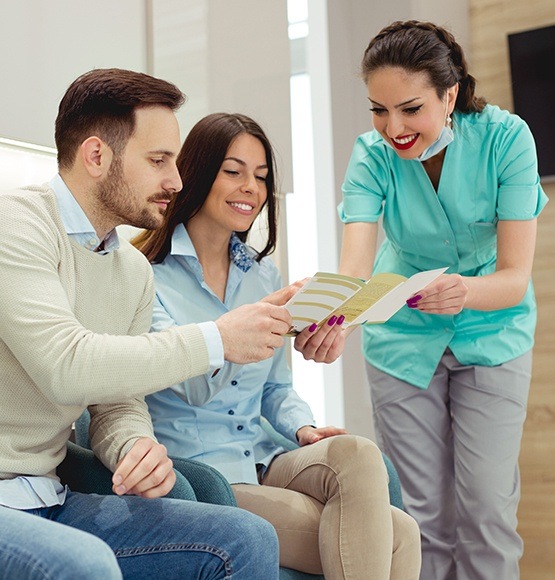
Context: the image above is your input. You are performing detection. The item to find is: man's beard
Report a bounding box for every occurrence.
[96,156,166,231]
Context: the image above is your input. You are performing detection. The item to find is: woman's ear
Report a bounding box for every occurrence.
[447,83,459,115]
[80,136,113,178]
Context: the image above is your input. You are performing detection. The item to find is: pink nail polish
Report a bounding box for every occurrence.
[336,315,345,325]
[406,296,421,308]
[308,323,318,332]
[327,315,338,326]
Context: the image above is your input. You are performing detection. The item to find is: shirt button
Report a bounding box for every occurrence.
[244,450,251,457]
[237,425,243,431]
[231,380,238,386]
[444,240,450,245]
[228,410,235,415]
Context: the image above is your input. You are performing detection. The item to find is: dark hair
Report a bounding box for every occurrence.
[361,20,486,113]
[133,112,278,264]
[55,68,185,170]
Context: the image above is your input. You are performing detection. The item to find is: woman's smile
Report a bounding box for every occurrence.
[390,134,419,150]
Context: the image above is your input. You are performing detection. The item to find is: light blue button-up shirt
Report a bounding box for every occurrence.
[339,105,548,388]
[146,224,315,484]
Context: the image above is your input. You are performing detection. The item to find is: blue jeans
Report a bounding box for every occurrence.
[0,504,121,579]
[7,491,279,579]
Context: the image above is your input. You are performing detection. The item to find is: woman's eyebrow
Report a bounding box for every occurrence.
[368,97,421,108]
[224,156,268,170]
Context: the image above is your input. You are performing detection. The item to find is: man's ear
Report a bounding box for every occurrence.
[80,136,113,178]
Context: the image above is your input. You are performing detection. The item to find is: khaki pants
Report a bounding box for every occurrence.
[232,435,421,579]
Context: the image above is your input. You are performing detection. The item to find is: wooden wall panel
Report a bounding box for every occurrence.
[469,1,555,577]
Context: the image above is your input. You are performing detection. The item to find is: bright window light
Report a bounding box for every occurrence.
[287,0,308,24]
[0,137,57,190]
[286,73,325,425]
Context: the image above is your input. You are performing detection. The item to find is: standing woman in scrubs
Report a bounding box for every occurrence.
[297,19,548,580]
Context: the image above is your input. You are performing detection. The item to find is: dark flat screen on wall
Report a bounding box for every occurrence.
[508,24,555,179]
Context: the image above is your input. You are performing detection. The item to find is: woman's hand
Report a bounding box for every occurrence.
[293,316,349,363]
[296,425,348,446]
[406,273,468,314]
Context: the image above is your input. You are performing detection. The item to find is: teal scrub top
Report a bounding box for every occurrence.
[338,105,548,389]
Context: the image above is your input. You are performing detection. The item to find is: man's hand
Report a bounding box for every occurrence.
[215,302,292,364]
[112,438,175,499]
[296,425,348,446]
[260,278,309,307]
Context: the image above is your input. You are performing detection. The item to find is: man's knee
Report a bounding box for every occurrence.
[241,508,279,545]
[73,537,122,580]
[222,507,280,574]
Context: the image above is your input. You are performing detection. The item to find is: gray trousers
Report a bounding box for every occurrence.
[367,349,532,580]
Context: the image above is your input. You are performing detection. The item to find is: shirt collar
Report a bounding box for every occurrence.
[171,224,254,273]
[49,174,120,253]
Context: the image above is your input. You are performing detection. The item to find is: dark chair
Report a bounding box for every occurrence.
[61,411,404,579]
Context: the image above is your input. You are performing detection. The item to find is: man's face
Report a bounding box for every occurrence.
[96,106,182,231]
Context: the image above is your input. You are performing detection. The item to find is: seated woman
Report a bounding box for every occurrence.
[133,112,421,579]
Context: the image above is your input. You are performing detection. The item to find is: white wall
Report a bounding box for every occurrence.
[0,0,147,148]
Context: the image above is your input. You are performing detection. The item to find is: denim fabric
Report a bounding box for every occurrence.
[16,491,279,579]
[0,504,121,579]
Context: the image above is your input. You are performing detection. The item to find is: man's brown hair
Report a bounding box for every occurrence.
[55,68,185,170]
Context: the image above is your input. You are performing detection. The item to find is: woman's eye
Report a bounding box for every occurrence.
[224,169,239,176]
[404,106,422,115]
[152,158,164,166]
[255,175,267,182]
[370,107,386,116]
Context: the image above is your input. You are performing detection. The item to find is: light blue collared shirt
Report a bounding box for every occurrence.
[51,174,120,253]
[146,225,315,484]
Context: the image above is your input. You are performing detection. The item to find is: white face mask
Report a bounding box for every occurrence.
[415,123,454,162]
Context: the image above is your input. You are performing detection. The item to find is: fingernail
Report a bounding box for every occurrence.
[327,315,337,326]
[116,485,126,494]
[113,475,122,485]
[406,296,421,307]
[308,323,318,332]
[336,314,345,325]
